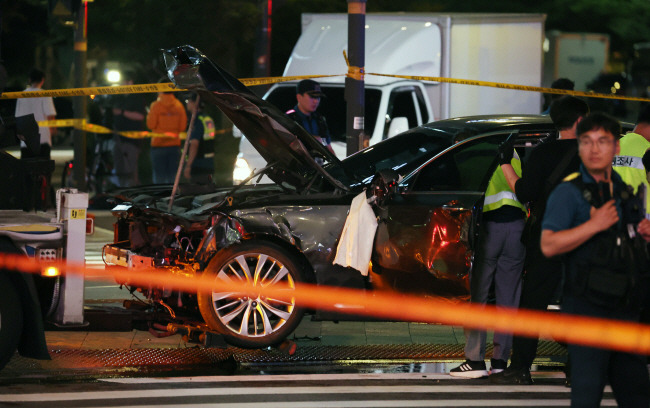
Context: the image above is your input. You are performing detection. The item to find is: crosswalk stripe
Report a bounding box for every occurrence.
[0,384,575,401]
[2,373,618,407]
[101,372,566,383]
[90,400,605,408]
[0,384,618,405]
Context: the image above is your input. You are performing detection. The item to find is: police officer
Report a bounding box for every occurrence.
[613,103,650,218]
[541,112,650,407]
[184,93,216,183]
[287,79,334,160]
[450,151,526,378]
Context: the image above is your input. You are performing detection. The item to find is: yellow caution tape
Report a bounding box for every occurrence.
[342,50,365,81]
[1,76,340,98]
[38,119,86,127]
[367,72,650,103]
[80,123,112,134]
[239,74,341,87]
[347,66,365,81]
[1,83,181,99]
[5,72,648,104]
[36,118,229,140]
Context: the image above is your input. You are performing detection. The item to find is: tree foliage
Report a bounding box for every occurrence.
[2,0,52,86]
[4,0,650,87]
[87,0,261,82]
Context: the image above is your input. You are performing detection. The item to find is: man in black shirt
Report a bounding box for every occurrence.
[490,96,590,384]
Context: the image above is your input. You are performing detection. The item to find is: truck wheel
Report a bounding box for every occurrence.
[0,275,23,370]
[197,241,304,349]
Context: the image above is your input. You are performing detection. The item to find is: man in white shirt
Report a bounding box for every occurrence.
[14,69,56,159]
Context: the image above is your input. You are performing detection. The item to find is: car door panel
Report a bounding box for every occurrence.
[370,133,508,299]
[371,192,481,299]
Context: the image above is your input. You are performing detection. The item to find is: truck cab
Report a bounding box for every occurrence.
[234,80,431,183]
[233,12,544,183]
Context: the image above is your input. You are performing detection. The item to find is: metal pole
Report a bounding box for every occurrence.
[169,94,199,212]
[72,1,87,190]
[254,0,272,78]
[345,0,366,156]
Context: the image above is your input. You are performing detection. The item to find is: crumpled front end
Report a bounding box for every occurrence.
[103,204,244,314]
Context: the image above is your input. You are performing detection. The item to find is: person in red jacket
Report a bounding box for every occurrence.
[147,92,187,184]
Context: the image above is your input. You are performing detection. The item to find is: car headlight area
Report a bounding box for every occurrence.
[233,155,253,184]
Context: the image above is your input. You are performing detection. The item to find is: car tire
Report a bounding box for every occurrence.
[197,241,305,349]
[0,274,23,370]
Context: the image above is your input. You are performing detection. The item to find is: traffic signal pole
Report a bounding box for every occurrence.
[345,0,366,156]
[72,1,87,190]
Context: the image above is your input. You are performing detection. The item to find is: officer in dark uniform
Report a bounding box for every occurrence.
[540,112,650,407]
[184,94,216,184]
[286,79,334,162]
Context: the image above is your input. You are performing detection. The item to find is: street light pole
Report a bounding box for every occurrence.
[72,0,87,190]
[345,0,366,156]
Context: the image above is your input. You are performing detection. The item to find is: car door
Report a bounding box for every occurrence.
[370,133,509,299]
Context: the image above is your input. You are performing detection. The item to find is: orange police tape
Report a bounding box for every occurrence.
[3,252,650,355]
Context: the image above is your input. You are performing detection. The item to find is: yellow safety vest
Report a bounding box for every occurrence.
[483,152,526,214]
[613,132,650,217]
[199,114,216,140]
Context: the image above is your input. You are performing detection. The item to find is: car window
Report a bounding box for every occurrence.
[415,88,429,124]
[410,134,505,192]
[384,87,419,139]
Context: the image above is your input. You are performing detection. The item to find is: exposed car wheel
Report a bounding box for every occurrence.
[198,241,305,348]
[0,274,23,370]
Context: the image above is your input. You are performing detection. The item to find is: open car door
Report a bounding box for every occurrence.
[370,132,513,299]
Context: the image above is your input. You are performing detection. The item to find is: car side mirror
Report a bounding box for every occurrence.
[386,117,409,138]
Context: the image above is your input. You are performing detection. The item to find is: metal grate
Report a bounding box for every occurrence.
[0,341,566,379]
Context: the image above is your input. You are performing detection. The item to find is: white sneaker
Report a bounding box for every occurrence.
[449,360,489,378]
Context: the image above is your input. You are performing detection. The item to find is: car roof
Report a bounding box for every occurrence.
[417,115,555,140]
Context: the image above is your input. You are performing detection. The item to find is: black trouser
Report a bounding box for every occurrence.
[563,295,649,407]
[509,246,564,370]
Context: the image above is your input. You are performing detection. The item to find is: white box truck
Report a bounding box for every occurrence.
[543,31,610,91]
[234,12,545,183]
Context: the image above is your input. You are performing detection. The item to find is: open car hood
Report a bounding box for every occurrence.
[163,45,347,192]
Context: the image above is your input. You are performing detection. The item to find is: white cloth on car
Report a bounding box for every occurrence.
[334,191,378,276]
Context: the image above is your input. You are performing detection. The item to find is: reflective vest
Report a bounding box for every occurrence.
[199,114,216,140]
[613,132,650,218]
[483,152,526,214]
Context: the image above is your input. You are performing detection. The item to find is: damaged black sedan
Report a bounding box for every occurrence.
[103,45,555,348]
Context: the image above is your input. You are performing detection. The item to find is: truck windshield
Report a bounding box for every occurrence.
[265,85,381,144]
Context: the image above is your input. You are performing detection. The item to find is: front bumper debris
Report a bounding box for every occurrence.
[103,245,153,269]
